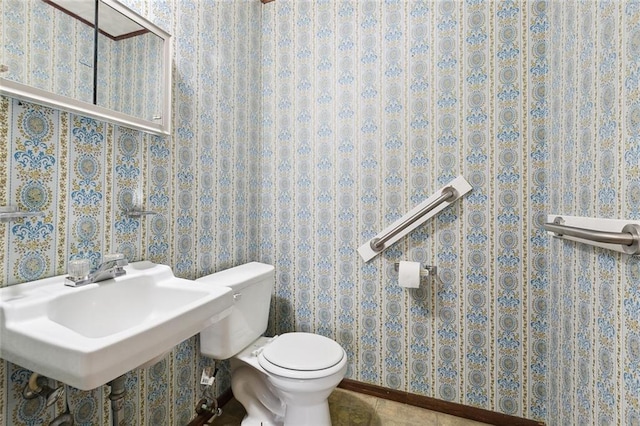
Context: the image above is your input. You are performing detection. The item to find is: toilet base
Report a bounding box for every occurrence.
[233,367,335,426]
[281,400,331,426]
[266,374,339,426]
[232,365,284,426]
[230,336,347,426]
[237,402,331,426]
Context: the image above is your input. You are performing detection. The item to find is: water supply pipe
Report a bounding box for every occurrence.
[108,375,126,426]
[23,373,64,407]
[22,373,73,425]
[185,397,221,426]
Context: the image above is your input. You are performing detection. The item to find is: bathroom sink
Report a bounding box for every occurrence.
[0,261,233,390]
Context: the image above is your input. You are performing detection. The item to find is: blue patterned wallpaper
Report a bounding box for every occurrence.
[0,98,185,425]
[1,1,639,425]
[0,0,262,424]
[548,1,640,424]
[258,0,548,421]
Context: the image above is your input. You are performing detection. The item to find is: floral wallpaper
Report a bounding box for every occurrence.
[259,0,548,421]
[1,1,639,426]
[547,1,640,424]
[0,0,262,424]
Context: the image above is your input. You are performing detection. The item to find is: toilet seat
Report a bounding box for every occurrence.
[258,332,346,380]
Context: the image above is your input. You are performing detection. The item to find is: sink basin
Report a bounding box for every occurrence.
[0,261,233,390]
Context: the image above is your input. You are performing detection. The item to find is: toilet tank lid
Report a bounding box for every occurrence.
[261,332,345,371]
[195,262,274,291]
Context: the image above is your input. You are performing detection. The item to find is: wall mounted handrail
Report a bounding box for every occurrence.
[543,216,640,255]
[358,175,472,262]
[542,222,635,245]
[0,206,44,223]
[124,207,158,218]
[370,187,457,252]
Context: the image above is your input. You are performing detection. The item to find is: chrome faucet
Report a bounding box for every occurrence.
[65,254,128,287]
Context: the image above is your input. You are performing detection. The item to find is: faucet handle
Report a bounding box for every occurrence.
[68,259,91,280]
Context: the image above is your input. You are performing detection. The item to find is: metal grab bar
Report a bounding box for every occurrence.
[370,186,457,252]
[124,208,158,218]
[358,175,472,262]
[543,217,640,255]
[0,206,44,223]
[542,222,634,245]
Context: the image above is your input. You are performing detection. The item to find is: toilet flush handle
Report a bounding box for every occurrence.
[233,293,242,301]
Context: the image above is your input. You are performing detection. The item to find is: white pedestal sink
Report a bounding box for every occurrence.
[0,261,234,390]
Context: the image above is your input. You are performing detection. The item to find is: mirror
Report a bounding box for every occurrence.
[1,0,96,103]
[96,1,164,123]
[0,0,172,135]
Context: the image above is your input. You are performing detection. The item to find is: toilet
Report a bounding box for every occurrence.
[196,262,347,426]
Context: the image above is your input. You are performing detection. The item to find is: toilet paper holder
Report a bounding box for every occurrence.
[393,262,436,276]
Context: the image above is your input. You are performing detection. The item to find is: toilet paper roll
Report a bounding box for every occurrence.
[398,261,421,288]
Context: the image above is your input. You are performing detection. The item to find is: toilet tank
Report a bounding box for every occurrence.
[196,262,274,359]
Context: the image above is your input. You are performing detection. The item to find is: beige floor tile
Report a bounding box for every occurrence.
[373,398,439,426]
[215,388,492,426]
[328,388,379,425]
[329,388,379,407]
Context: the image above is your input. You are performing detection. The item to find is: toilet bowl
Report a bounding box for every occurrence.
[232,334,347,426]
[196,263,347,426]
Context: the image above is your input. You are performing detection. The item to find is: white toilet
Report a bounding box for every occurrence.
[196,262,347,426]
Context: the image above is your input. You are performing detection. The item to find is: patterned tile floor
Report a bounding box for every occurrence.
[213,388,490,426]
